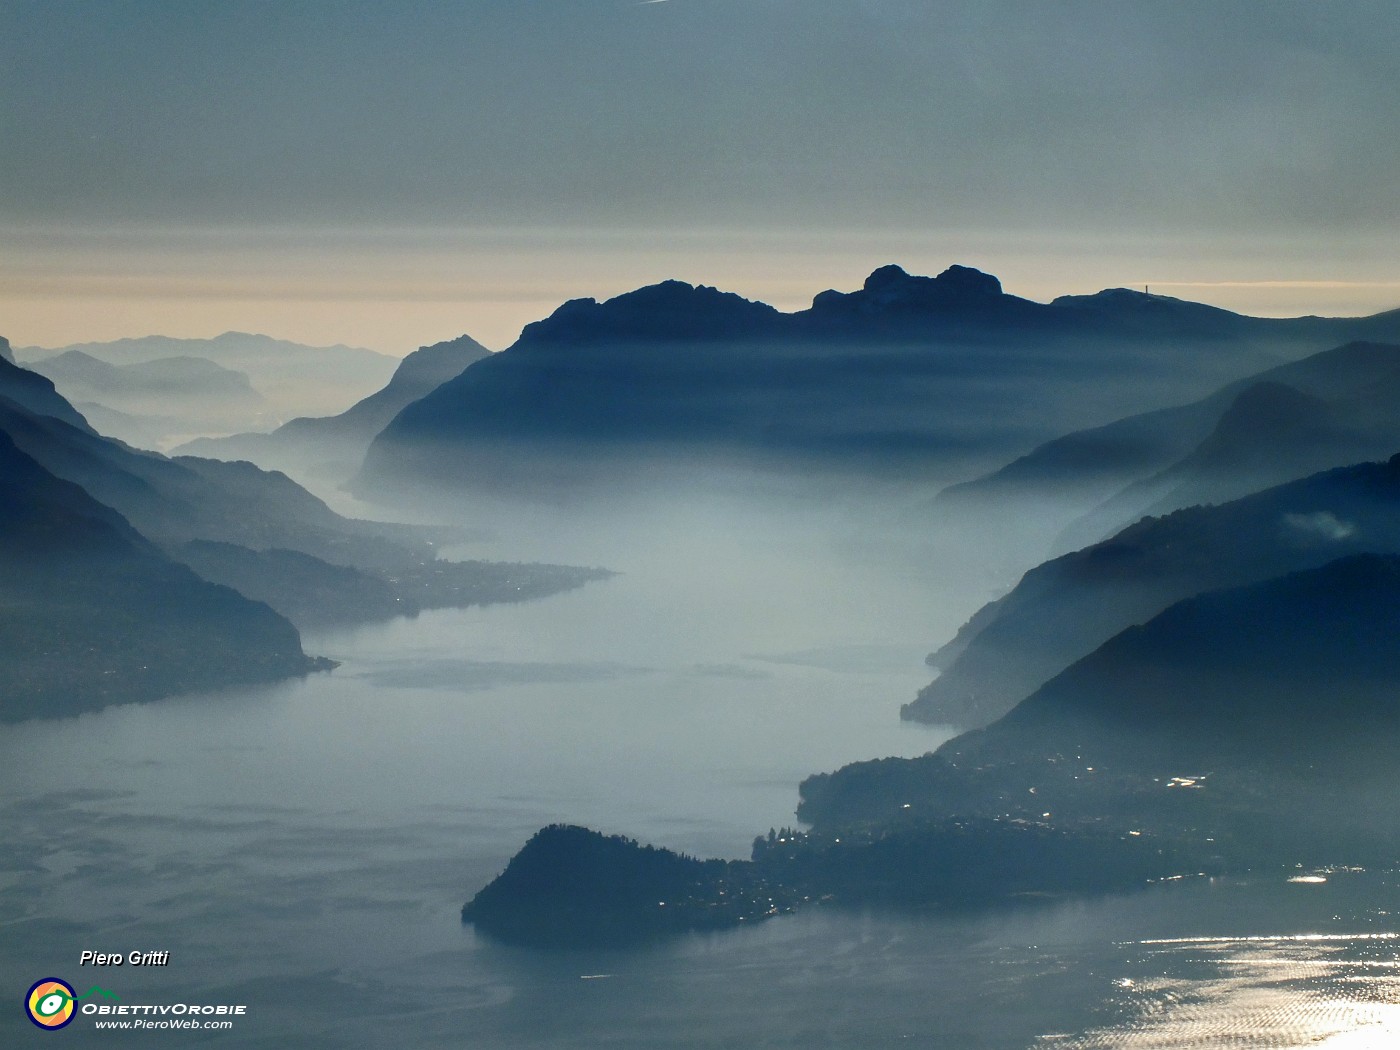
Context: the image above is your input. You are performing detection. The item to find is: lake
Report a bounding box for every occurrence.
[3,512,1398,1047]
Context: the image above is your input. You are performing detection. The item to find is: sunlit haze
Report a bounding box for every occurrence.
[4,0,1399,352]
[5,224,1400,353]
[7,4,1400,1048]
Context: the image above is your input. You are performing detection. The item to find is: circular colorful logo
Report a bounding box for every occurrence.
[26,978,76,1030]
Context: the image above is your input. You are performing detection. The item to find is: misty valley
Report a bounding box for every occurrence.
[7,265,1400,1047]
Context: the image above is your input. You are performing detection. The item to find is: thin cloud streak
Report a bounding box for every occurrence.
[1150,280,1400,290]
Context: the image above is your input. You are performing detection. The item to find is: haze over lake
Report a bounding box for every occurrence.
[7,2,1400,1044]
[2,509,1396,1048]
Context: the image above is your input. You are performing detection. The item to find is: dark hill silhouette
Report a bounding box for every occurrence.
[0,430,323,722]
[807,555,1400,847]
[0,392,611,632]
[0,335,12,363]
[462,824,785,946]
[1048,287,1258,338]
[517,280,785,344]
[0,354,95,433]
[174,333,489,484]
[471,555,1400,945]
[998,554,1400,756]
[0,394,414,570]
[907,455,1400,728]
[798,264,1052,333]
[356,267,1400,501]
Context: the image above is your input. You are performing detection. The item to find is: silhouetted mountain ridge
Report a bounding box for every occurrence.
[801,264,1048,331]
[908,454,1400,728]
[283,333,488,438]
[0,388,612,635]
[0,355,95,433]
[0,430,324,722]
[809,554,1400,835]
[362,265,1400,499]
[1048,287,1259,338]
[1055,342,1400,551]
[519,281,785,345]
[942,340,1400,565]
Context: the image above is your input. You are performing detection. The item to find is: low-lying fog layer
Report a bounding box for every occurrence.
[6,478,1400,1046]
[0,497,956,1045]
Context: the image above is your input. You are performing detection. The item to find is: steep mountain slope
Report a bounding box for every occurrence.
[927,390,1240,569]
[995,554,1400,758]
[807,555,1400,843]
[358,281,813,497]
[941,341,1400,564]
[171,540,407,628]
[906,456,1400,728]
[0,390,434,568]
[1059,342,1400,550]
[0,430,322,722]
[0,390,611,630]
[0,355,95,433]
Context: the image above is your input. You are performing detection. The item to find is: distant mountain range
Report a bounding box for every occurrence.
[0,352,610,719]
[175,333,489,485]
[33,349,261,402]
[18,331,399,434]
[0,388,417,571]
[354,266,1400,501]
[26,349,269,448]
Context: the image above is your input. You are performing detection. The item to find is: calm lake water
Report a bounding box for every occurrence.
[3,513,1398,1047]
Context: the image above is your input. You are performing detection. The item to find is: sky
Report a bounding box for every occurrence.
[3,0,1399,353]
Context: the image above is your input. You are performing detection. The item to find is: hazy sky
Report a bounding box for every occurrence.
[3,0,1399,352]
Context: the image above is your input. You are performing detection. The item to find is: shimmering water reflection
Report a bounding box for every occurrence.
[1051,930,1400,1049]
[3,542,1399,1047]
